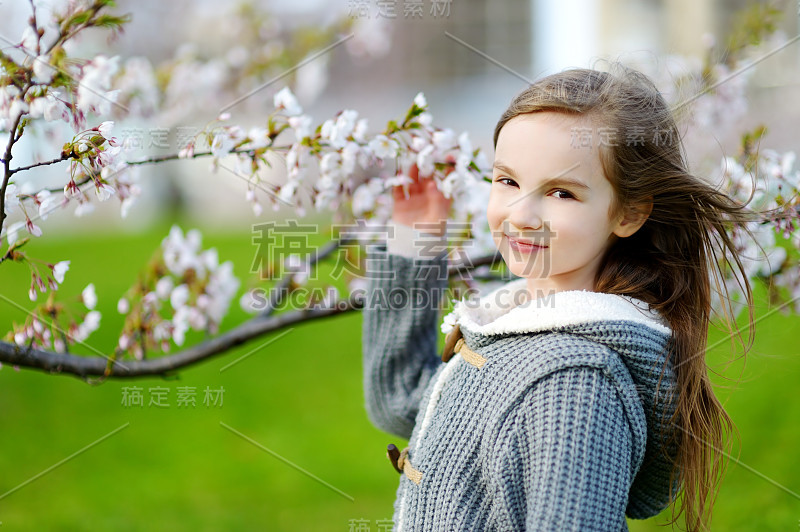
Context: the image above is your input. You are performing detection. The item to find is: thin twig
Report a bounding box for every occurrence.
[9,154,72,175]
[0,252,500,378]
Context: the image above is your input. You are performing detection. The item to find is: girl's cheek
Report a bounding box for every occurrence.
[486,197,503,225]
[488,188,513,214]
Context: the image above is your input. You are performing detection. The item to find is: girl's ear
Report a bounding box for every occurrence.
[613,197,653,238]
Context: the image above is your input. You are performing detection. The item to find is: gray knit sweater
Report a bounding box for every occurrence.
[361,242,680,531]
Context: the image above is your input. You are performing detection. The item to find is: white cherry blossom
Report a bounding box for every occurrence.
[77,55,121,116]
[81,283,97,310]
[32,55,55,84]
[3,183,19,215]
[52,260,70,283]
[368,134,399,159]
[273,86,303,116]
[4,221,26,247]
[417,144,435,177]
[170,284,190,309]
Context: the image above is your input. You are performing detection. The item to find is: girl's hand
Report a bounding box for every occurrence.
[391,158,454,237]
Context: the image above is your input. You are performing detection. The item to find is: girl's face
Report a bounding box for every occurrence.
[487,112,639,297]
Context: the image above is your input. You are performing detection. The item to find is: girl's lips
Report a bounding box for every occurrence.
[507,235,548,253]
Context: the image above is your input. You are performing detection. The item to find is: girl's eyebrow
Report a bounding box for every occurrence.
[493,161,590,190]
[493,161,518,177]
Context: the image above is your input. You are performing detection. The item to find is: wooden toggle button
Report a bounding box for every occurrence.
[441,323,462,363]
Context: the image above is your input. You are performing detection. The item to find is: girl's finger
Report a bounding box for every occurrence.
[443,154,457,176]
[393,183,411,201]
[391,164,423,197]
[408,165,425,195]
[407,162,420,182]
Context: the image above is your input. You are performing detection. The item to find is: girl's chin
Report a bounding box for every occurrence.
[502,257,551,279]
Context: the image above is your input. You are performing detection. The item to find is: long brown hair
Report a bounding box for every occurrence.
[493,65,758,531]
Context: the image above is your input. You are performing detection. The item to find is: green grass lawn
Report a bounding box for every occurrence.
[1,218,798,530]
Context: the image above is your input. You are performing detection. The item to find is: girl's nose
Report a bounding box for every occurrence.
[506,205,543,234]
[502,220,544,245]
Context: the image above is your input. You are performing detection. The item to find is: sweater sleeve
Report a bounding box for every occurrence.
[488,366,634,531]
[360,226,449,440]
[386,220,429,258]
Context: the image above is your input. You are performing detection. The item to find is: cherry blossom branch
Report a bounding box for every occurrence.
[8,153,73,175]
[17,144,292,198]
[45,1,127,57]
[259,236,352,318]
[0,298,354,379]
[0,252,501,378]
[1,105,28,231]
[123,146,291,167]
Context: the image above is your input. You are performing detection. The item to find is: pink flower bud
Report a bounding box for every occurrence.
[14,331,27,345]
[64,179,81,199]
[118,333,131,350]
[26,218,42,237]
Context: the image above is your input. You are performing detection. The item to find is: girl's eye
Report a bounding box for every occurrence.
[495,177,517,187]
[494,178,575,199]
[551,189,575,200]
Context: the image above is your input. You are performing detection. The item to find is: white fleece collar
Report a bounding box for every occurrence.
[443,278,671,337]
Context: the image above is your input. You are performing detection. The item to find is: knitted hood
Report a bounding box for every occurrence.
[442,278,680,519]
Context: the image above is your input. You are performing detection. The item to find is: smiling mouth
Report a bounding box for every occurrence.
[507,236,548,250]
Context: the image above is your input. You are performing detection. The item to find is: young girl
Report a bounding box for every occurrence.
[361,65,756,531]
